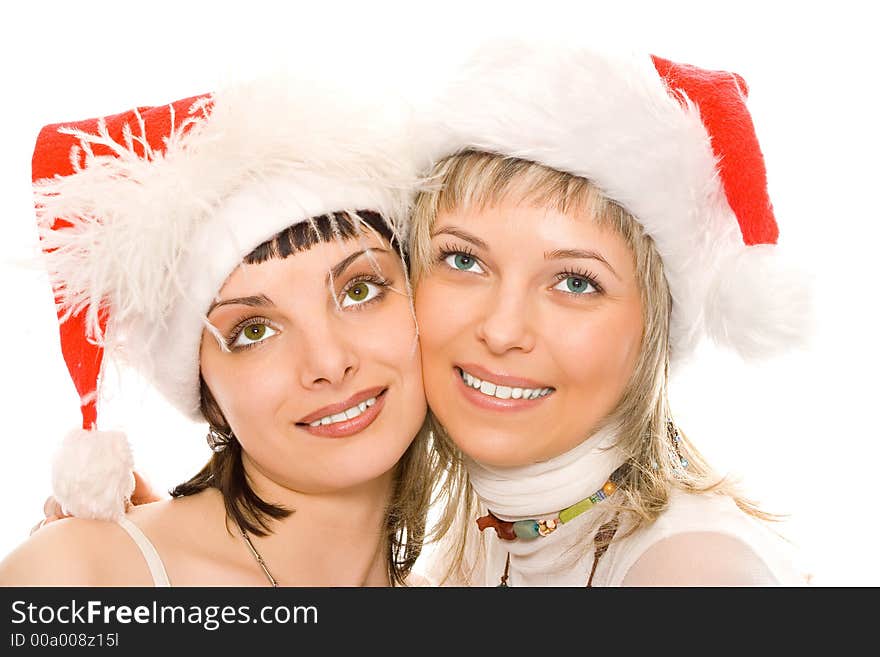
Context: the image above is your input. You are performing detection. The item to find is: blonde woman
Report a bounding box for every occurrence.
[0,77,434,586]
[410,43,810,586]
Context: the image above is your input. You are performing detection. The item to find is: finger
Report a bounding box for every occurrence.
[42,496,63,518]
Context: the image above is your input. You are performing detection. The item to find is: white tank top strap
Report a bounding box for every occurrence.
[116,516,171,587]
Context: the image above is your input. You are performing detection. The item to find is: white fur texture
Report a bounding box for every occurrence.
[51,429,135,521]
[705,245,813,360]
[34,74,420,420]
[420,39,809,362]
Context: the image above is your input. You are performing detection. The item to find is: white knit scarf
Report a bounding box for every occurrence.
[464,424,626,521]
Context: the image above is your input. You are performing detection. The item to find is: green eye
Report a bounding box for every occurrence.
[567,277,588,293]
[230,321,278,349]
[341,280,381,308]
[244,324,267,340]
[347,282,370,302]
[454,254,473,270]
[443,252,484,274]
[553,276,597,295]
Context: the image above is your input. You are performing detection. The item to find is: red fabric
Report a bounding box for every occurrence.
[31,94,210,429]
[651,55,778,246]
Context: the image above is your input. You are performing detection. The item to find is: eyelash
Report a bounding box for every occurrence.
[436,244,480,267]
[554,268,604,295]
[226,316,277,351]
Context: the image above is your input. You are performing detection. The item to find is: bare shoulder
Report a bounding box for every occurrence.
[621,531,778,586]
[0,516,151,586]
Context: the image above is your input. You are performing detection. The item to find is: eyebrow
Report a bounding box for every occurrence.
[328,247,390,283]
[207,294,275,316]
[430,227,489,251]
[544,249,620,280]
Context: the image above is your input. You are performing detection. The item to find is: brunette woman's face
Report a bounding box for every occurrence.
[200,231,425,493]
[414,196,643,467]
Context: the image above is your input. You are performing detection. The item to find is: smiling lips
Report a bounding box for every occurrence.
[455,365,554,410]
[297,386,387,438]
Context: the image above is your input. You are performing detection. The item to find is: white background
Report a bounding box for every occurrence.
[0,0,877,585]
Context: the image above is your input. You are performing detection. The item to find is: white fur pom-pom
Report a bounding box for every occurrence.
[51,429,136,521]
[704,244,813,360]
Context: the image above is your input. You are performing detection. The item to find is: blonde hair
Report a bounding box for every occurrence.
[410,151,777,584]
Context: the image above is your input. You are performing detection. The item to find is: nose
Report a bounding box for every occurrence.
[296,316,359,389]
[475,282,536,355]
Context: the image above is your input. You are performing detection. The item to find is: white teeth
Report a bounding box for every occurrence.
[309,396,377,427]
[459,368,552,401]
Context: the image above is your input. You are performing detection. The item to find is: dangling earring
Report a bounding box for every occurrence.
[206,426,233,453]
[667,419,689,469]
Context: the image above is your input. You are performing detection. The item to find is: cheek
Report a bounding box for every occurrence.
[202,352,290,435]
[556,306,643,393]
[360,300,424,384]
[414,279,474,356]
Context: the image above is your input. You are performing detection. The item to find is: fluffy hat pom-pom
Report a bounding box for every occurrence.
[51,429,136,521]
[704,244,813,360]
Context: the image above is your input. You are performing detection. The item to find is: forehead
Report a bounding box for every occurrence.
[437,198,624,249]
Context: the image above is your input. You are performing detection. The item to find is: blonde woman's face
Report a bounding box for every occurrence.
[414,198,643,466]
[200,231,425,493]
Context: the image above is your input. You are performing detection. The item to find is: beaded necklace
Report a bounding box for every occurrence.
[475,463,628,542]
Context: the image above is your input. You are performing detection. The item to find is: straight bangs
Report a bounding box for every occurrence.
[244,210,397,265]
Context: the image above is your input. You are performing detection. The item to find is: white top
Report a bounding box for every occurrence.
[423,428,809,587]
[117,516,171,587]
[592,488,805,586]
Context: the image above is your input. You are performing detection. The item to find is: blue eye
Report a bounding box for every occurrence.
[553,275,597,295]
[444,252,484,274]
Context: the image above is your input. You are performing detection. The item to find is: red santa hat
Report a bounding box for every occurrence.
[32,76,417,520]
[422,41,810,364]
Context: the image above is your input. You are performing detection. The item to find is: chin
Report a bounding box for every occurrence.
[446,426,538,468]
[330,429,419,490]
